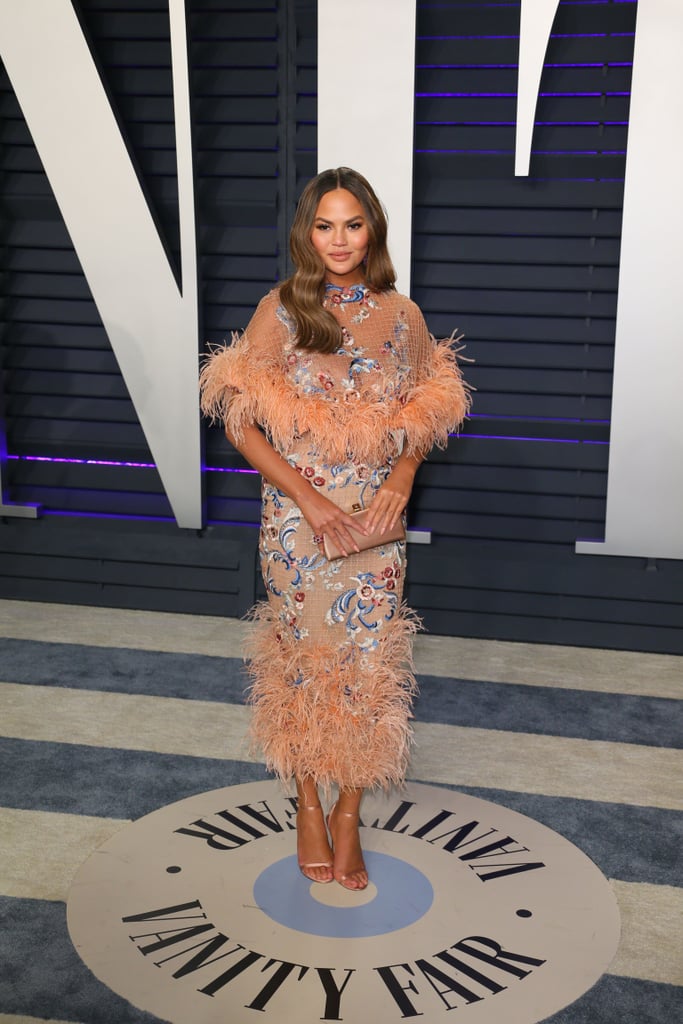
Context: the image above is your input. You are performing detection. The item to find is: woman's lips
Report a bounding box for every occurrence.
[329,252,351,260]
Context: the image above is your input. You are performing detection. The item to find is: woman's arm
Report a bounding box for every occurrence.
[363,297,469,536]
[364,448,426,535]
[227,422,367,557]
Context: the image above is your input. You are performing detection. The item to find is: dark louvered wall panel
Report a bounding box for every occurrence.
[2,0,310,514]
[2,0,682,650]
[0,0,300,608]
[405,0,682,650]
[411,0,629,555]
[201,0,317,513]
[3,0,175,493]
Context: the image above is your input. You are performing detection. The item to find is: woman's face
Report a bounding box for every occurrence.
[310,188,370,286]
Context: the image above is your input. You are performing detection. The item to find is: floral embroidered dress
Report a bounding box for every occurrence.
[200,283,469,793]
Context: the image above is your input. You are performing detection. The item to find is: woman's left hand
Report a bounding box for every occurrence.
[365,456,421,535]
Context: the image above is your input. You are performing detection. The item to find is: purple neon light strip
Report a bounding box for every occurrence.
[415,92,615,98]
[9,428,610,478]
[417,91,630,98]
[414,149,624,155]
[453,433,608,444]
[8,454,258,474]
[431,2,633,9]
[417,63,632,70]
[8,454,157,469]
[418,33,634,41]
[420,1,635,6]
[436,0,626,5]
[416,121,628,126]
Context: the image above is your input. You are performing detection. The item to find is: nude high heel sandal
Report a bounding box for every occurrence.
[297,803,334,884]
[327,803,368,891]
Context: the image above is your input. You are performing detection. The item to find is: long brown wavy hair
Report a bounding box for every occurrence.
[279,167,397,353]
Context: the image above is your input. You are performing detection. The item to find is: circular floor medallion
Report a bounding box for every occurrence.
[67,781,620,1024]
[254,851,433,937]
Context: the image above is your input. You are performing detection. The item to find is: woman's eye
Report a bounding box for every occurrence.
[348,222,362,230]
[315,223,330,231]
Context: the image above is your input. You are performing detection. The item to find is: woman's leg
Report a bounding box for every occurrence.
[295,776,334,883]
[328,787,368,890]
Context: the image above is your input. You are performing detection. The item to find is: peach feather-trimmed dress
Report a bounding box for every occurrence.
[200,283,469,793]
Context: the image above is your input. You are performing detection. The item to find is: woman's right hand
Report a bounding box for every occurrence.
[226,422,366,557]
[297,488,367,558]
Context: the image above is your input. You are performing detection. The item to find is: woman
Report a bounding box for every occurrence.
[200,167,469,890]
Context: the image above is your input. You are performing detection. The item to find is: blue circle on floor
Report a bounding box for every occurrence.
[253,851,433,937]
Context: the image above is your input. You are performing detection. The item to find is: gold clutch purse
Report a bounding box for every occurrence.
[323,505,406,560]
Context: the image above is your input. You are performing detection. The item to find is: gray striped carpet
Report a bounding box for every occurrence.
[0,599,681,1024]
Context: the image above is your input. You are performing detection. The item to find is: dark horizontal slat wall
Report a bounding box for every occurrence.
[1,0,682,650]
[408,0,683,650]
[200,0,317,524]
[2,0,176,486]
[0,0,315,614]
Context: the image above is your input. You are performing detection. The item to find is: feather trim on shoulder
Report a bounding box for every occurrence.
[200,328,471,460]
[199,333,266,443]
[398,334,472,456]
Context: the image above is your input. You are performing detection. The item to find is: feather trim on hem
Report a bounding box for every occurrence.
[199,333,471,462]
[243,602,421,797]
